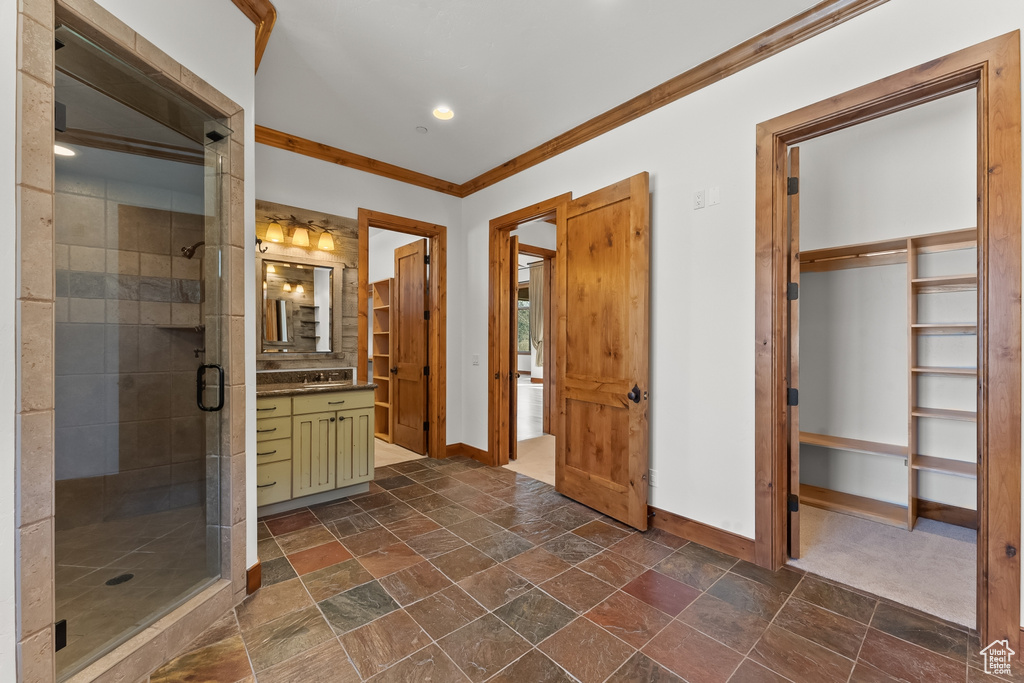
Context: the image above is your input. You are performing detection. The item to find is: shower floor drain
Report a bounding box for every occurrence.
[105,573,134,586]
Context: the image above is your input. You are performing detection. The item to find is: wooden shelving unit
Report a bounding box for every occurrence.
[371,279,394,443]
[798,227,979,530]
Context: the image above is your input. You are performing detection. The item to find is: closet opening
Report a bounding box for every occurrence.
[755,32,1021,646]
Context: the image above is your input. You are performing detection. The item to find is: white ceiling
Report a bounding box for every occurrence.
[256,0,819,184]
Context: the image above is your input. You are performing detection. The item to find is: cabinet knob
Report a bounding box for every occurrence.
[330,417,336,422]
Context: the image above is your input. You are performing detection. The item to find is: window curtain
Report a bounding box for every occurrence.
[529,262,544,366]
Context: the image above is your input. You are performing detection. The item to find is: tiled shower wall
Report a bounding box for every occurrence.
[54,176,207,531]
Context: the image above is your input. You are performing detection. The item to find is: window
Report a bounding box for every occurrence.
[518,283,530,354]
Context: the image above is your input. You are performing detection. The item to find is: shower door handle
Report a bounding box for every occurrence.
[197,364,225,412]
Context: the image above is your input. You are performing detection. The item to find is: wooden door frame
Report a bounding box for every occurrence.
[518,243,558,439]
[488,194,571,466]
[754,32,1021,646]
[358,209,447,460]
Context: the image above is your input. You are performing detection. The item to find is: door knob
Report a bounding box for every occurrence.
[627,384,642,404]
[515,373,521,378]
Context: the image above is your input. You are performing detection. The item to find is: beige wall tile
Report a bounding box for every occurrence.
[230,316,245,384]
[171,303,200,327]
[54,297,68,323]
[133,33,180,82]
[230,140,244,181]
[231,454,245,525]
[20,300,53,412]
[18,519,53,635]
[68,297,104,323]
[17,72,53,193]
[19,0,54,27]
[139,301,170,326]
[229,385,244,456]
[18,411,53,526]
[105,299,139,325]
[171,255,200,280]
[60,0,136,54]
[55,193,105,248]
[18,186,54,301]
[55,244,69,271]
[139,253,171,278]
[18,13,53,85]
[228,247,244,317]
[17,624,53,683]
[106,249,139,275]
[69,246,105,273]
[229,176,244,248]
[180,67,237,117]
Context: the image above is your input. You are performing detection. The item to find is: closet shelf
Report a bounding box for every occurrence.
[912,455,977,479]
[800,484,908,529]
[911,274,977,292]
[911,323,977,335]
[374,401,390,408]
[911,407,977,422]
[799,432,906,459]
[911,366,977,376]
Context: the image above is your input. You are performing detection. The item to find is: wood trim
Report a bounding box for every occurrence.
[489,195,571,467]
[446,442,489,464]
[358,209,447,461]
[256,1,888,196]
[256,126,462,197]
[231,0,278,72]
[754,31,1021,647]
[246,561,261,595]
[648,506,756,564]
[915,499,978,530]
[531,377,544,385]
[518,244,557,259]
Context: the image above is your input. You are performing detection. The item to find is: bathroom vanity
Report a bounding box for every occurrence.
[256,369,375,512]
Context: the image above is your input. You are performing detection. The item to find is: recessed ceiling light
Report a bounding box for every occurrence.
[54,144,76,157]
[432,106,454,120]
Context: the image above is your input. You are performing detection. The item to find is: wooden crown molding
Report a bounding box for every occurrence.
[231,0,277,72]
[255,0,888,197]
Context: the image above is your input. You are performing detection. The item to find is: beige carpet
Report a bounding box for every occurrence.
[504,435,555,485]
[789,506,976,626]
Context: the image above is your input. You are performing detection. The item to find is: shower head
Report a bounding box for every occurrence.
[181,241,205,259]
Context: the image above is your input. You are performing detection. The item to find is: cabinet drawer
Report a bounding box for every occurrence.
[292,390,374,415]
[256,437,291,464]
[256,461,292,506]
[256,396,291,418]
[256,416,291,442]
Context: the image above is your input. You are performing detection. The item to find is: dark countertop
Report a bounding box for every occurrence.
[256,382,377,398]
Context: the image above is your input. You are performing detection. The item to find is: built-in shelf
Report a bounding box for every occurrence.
[372,375,390,382]
[911,366,977,376]
[912,455,977,479]
[371,278,394,444]
[912,406,977,422]
[800,484,908,529]
[911,274,978,292]
[911,323,977,335]
[799,432,906,459]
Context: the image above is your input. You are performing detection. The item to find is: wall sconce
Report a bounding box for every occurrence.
[266,221,285,243]
[283,283,292,292]
[318,231,335,251]
[295,284,305,294]
[292,226,310,247]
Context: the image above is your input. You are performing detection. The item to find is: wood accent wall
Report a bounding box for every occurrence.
[254,0,889,197]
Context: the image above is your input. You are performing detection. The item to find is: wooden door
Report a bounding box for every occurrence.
[393,239,429,454]
[292,411,336,496]
[787,147,801,558]
[555,172,650,529]
[509,235,520,459]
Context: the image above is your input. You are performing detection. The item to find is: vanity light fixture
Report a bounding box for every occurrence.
[266,221,285,243]
[267,264,276,273]
[54,144,76,157]
[295,284,305,294]
[432,106,454,120]
[292,226,310,247]
[283,283,292,292]
[318,231,335,251]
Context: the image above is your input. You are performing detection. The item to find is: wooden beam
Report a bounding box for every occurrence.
[231,0,278,72]
[258,126,463,197]
[253,0,889,197]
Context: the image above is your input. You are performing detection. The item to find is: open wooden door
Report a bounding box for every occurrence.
[787,147,801,558]
[393,238,429,454]
[555,172,650,530]
[509,235,519,459]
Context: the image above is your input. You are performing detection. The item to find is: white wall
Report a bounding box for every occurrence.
[367,229,427,362]
[1,0,19,672]
[799,92,977,510]
[458,0,1024,544]
[256,144,465,451]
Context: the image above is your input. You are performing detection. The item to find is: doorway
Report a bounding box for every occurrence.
[357,209,448,462]
[754,32,1021,645]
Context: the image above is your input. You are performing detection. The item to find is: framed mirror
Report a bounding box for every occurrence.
[261,259,337,353]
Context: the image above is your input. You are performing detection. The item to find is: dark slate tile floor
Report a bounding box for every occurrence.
[150,456,1002,682]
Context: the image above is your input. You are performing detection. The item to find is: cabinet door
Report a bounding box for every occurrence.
[338,407,374,487]
[293,411,336,497]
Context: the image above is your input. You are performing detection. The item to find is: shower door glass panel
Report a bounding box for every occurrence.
[53,26,226,680]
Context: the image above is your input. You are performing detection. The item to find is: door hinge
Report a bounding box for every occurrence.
[423,366,430,376]
[424,310,430,321]
[787,282,799,301]
[55,619,67,652]
[787,177,799,195]
[424,254,430,265]
[787,388,799,406]
[423,421,430,432]
[788,494,800,513]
